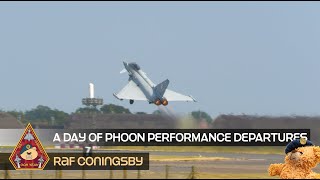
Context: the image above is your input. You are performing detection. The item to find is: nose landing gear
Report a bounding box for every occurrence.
[130,99,134,104]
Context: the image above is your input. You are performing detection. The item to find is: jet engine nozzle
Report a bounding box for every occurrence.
[154,99,162,106]
[162,99,168,106]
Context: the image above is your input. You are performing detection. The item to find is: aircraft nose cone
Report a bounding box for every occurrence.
[123,61,128,66]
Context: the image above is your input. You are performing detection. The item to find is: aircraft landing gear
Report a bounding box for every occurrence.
[130,100,134,104]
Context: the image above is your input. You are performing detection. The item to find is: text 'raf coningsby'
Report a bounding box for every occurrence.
[45,153,149,170]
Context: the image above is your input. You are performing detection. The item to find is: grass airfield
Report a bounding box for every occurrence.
[0,146,308,179]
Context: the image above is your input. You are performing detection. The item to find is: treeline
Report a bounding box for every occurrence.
[1,104,212,126]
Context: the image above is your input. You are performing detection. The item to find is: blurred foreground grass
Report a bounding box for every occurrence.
[100,146,284,155]
[0,170,276,179]
[0,146,280,179]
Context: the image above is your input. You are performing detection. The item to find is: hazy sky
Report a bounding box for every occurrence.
[1,2,320,117]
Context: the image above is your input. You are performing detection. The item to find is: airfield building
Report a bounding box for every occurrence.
[0,112,24,129]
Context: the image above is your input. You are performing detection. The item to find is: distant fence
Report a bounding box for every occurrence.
[1,164,198,179]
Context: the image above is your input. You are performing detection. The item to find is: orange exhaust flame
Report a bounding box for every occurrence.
[162,99,168,106]
[154,99,161,106]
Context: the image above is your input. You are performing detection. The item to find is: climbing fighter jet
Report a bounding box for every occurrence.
[113,62,196,106]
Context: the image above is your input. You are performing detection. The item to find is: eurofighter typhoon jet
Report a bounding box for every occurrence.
[113,62,196,106]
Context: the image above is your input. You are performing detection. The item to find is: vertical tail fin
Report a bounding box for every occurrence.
[155,79,170,97]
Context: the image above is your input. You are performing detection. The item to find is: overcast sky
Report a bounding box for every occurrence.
[0,2,320,117]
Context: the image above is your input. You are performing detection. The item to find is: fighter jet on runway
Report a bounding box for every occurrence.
[113,62,196,106]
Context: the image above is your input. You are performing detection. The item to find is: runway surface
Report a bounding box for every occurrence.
[2,148,320,178]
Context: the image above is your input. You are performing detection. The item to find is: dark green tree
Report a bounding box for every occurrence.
[136,112,147,115]
[75,107,100,114]
[51,109,70,125]
[24,105,69,125]
[191,111,212,123]
[6,110,23,119]
[100,104,131,114]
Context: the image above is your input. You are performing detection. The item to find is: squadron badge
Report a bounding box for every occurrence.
[9,123,49,170]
